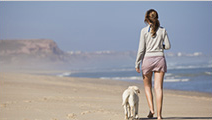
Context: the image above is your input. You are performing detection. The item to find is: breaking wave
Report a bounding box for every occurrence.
[100,76,189,82]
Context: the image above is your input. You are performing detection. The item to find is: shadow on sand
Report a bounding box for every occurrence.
[138,117,212,119]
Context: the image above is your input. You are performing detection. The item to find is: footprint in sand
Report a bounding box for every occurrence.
[67,113,77,119]
[24,100,32,103]
[0,103,7,108]
[80,109,111,115]
[0,101,17,108]
[81,110,91,115]
[51,118,58,120]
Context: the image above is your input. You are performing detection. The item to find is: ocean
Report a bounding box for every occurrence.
[57,55,212,93]
[57,66,212,93]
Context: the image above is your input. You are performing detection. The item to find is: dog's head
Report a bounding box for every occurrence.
[128,86,140,94]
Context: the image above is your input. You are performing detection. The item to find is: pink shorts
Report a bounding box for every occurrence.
[141,56,167,75]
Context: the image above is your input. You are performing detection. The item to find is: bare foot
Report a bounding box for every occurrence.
[157,116,163,119]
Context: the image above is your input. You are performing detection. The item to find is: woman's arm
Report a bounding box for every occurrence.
[163,30,171,50]
[135,29,146,69]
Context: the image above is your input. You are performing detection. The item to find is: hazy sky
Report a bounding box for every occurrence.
[0,1,212,54]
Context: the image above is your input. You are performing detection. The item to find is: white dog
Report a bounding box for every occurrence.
[122,86,140,119]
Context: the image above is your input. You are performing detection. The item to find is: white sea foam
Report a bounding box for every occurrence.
[111,68,135,72]
[100,76,142,80]
[57,72,72,77]
[168,64,212,70]
[100,76,189,83]
[164,79,189,82]
[164,73,173,77]
[205,72,212,75]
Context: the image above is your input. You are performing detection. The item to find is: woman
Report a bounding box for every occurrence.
[135,9,171,119]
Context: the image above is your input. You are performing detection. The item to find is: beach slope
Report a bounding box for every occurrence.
[0,72,212,120]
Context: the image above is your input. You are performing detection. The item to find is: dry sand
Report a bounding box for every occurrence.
[0,72,212,120]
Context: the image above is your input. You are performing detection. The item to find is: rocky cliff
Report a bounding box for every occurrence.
[0,39,63,55]
[0,39,67,71]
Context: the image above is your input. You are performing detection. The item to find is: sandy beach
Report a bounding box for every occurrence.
[0,72,212,120]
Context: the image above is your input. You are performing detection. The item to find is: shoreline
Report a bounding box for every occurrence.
[0,72,212,120]
[2,70,212,95]
[51,67,212,94]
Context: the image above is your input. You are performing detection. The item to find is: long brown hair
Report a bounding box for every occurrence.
[144,9,160,37]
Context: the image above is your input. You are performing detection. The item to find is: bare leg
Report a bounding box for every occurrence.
[154,71,165,119]
[143,72,154,115]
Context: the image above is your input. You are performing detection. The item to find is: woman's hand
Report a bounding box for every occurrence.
[136,68,140,73]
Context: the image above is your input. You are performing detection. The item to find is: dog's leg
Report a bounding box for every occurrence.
[127,104,131,118]
[123,104,128,119]
[130,105,135,118]
[135,102,139,119]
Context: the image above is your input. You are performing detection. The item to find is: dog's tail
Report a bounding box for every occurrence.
[122,94,130,106]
